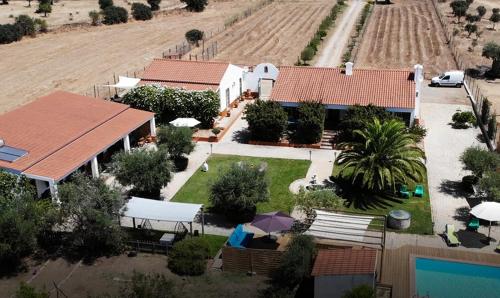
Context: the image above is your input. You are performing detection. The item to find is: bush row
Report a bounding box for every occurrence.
[0,15,48,45]
[342,3,372,63]
[122,85,220,128]
[297,1,345,65]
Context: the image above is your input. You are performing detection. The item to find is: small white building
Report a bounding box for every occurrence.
[140,59,245,115]
[243,63,280,99]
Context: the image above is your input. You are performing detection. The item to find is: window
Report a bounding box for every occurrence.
[264,66,269,73]
[442,75,450,80]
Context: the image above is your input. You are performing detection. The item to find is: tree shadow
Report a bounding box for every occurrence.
[201,211,240,229]
[231,128,251,144]
[438,180,468,198]
[476,133,487,143]
[453,206,471,223]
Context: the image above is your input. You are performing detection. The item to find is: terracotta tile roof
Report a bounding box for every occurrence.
[140,59,229,87]
[270,66,416,109]
[0,91,154,181]
[311,249,377,276]
[139,80,219,91]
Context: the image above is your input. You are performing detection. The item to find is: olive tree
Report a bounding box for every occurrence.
[185,29,204,46]
[460,145,500,177]
[482,42,500,78]
[181,0,207,12]
[147,0,161,11]
[450,1,468,23]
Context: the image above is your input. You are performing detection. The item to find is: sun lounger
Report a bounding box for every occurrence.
[496,243,500,253]
[467,218,480,231]
[399,185,411,198]
[445,224,460,247]
[414,185,424,197]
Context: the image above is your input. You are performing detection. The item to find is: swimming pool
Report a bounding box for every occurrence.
[414,257,500,298]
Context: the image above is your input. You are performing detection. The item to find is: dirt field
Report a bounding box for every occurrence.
[0,0,258,114]
[356,0,456,75]
[0,0,182,28]
[436,0,500,115]
[0,254,268,297]
[189,0,335,66]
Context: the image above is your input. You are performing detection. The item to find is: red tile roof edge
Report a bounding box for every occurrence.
[311,248,377,277]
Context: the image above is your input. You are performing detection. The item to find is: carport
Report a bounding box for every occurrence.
[121,197,204,235]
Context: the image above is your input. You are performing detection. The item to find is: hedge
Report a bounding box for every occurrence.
[122,85,220,128]
[244,100,288,142]
[296,101,325,144]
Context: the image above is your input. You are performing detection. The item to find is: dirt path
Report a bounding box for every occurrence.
[315,0,364,67]
[0,0,257,113]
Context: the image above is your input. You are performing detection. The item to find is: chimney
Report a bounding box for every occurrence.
[345,62,353,76]
[0,138,4,147]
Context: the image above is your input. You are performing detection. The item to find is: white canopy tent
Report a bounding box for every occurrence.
[104,76,141,89]
[304,210,384,248]
[121,197,204,235]
[169,117,201,127]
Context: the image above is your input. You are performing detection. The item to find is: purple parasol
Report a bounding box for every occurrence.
[251,211,294,233]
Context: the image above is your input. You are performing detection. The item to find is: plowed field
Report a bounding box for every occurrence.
[190,0,335,66]
[356,0,456,75]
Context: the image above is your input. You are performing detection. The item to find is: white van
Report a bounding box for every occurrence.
[431,71,464,87]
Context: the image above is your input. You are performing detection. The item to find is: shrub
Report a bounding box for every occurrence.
[147,0,161,11]
[157,126,194,158]
[296,101,325,144]
[119,272,174,297]
[89,10,100,25]
[272,235,315,289]
[103,6,128,25]
[481,98,491,125]
[300,46,315,62]
[342,285,375,298]
[477,5,486,18]
[167,237,210,275]
[185,29,203,46]
[295,188,341,219]
[99,0,113,10]
[122,85,220,128]
[15,15,35,36]
[0,23,23,44]
[182,0,208,12]
[132,3,152,20]
[487,116,497,140]
[451,111,476,128]
[34,18,48,32]
[479,171,500,202]
[110,147,173,196]
[465,23,477,37]
[15,282,50,298]
[210,162,269,222]
[244,100,288,142]
[407,123,427,143]
[482,41,500,78]
[460,145,500,177]
[38,3,51,17]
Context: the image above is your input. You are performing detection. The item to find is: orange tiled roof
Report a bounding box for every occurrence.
[311,249,377,276]
[140,59,229,88]
[270,66,416,109]
[0,91,154,181]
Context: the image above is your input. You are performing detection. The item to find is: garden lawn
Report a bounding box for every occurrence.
[172,154,310,213]
[202,234,228,257]
[332,166,433,235]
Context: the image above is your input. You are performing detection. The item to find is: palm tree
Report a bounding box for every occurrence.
[336,118,426,192]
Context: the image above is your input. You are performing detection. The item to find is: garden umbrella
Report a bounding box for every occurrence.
[251,211,294,234]
[470,201,500,240]
[169,117,200,127]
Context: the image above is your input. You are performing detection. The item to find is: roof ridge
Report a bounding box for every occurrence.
[140,79,219,86]
[279,65,413,72]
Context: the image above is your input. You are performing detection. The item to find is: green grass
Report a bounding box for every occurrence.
[202,234,228,257]
[331,166,433,235]
[172,154,310,214]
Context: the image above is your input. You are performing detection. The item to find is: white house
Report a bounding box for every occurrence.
[243,63,280,99]
[140,59,245,115]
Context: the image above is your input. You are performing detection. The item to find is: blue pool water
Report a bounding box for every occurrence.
[415,257,500,298]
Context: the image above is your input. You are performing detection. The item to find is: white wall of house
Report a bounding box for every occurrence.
[243,63,279,93]
[218,64,245,111]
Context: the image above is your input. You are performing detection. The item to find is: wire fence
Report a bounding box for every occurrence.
[430,0,497,150]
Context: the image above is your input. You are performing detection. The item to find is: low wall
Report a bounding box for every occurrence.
[249,140,321,149]
[222,246,283,276]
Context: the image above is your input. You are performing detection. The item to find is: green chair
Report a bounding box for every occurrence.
[467,218,480,231]
[445,224,460,247]
[414,184,424,197]
[399,185,411,198]
[496,243,500,253]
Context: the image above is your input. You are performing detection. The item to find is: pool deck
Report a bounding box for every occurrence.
[381,245,500,298]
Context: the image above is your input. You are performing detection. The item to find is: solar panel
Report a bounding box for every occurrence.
[0,152,19,162]
[0,146,28,162]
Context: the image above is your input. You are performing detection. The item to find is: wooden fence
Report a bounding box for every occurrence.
[222,246,283,276]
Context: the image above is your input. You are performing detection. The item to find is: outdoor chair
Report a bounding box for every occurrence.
[414,185,424,197]
[467,218,480,232]
[399,185,411,198]
[444,224,460,247]
[227,224,254,249]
